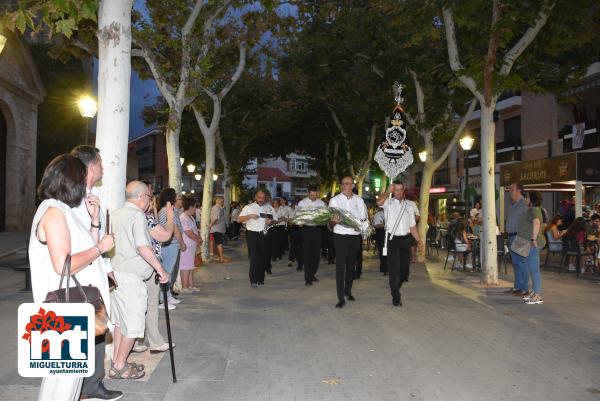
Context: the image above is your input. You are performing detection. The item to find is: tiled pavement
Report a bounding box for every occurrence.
[1,241,599,401]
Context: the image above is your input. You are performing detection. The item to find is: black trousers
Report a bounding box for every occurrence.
[270,225,286,260]
[302,226,322,283]
[387,234,412,303]
[247,231,269,284]
[283,226,289,252]
[81,335,106,395]
[334,234,361,301]
[375,228,387,273]
[327,229,336,264]
[355,241,363,278]
[289,225,303,265]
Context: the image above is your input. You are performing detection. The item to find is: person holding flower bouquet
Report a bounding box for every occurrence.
[377,181,424,307]
[237,190,274,288]
[297,186,327,286]
[329,176,368,308]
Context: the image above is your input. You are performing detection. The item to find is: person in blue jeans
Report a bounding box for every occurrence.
[517,191,545,305]
[158,188,187,305]
[506,182,529,296]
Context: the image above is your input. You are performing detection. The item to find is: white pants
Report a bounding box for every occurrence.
[38,377,82,401]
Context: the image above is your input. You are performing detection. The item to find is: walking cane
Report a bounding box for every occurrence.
[155,274,177,383]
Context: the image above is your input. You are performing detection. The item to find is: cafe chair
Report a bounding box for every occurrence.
[543,231,562,269]
[426,226,440,256]
[496,235,509,275]
[559,236,595,278]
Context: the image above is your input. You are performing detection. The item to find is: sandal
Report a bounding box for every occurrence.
[109,361,145,380]
[128,362,144,372]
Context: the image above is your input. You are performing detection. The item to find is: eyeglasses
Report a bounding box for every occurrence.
[341,182,353,186]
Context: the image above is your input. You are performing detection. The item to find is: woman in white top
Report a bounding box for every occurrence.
[29,155,115,400]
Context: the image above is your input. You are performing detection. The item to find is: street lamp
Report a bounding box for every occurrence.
[77,95,97,145]
[365,186,370,192]
[186,163,196,173]
[180,157,184,166]
[194,174,202,181]
[460,135,475,217]
[212,174,218,181]
[418,150,427,162]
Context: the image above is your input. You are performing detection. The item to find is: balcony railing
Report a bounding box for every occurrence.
[560,120,599,153]
[496,140,522,163]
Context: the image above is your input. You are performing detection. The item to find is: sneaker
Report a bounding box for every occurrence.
[189,286,201,292]
[521,291,534,301]
[150,342,176,354]
[80,385,123,401]
[168,296,181,305]
[159,303,176,310]
[524,294,543,305]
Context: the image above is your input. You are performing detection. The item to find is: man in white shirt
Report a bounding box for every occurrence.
[70,145,122,401]
[329,176,368,308]
[237,190,274,287]
[297,186,326,285]
[377,181,424,307]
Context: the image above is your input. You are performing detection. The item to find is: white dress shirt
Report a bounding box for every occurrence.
[297,197,326,210]
[372,210,385,227]
[328,193,367,235]
[72,186,113,274]
[273,207,287,226]
[382,197,416,236]
[239,202,274,232]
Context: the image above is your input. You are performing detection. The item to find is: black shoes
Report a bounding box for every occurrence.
[335,300,345,308]
[392,296,402,306]
[346,295,356,301]
[80,385,123,401]
[288,261,292,267]
[305,281,312,286]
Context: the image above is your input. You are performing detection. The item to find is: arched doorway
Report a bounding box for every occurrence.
[0,109,6,231]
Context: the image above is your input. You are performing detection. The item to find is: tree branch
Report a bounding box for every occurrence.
[499,1,555,76]
[218,43,247,100]
[131,43,175,105]
[431,98,477,170]
[196,0,234,68]
[409,69,425,124]
[177,0,205,104]
[329,106,355,178]
[483,0,501,106]
[442,7,484,103]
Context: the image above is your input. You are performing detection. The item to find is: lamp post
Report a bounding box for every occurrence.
[418,150,427,162]
[186,164,196,193]
[77,95,97,145]
[459,135,475,218]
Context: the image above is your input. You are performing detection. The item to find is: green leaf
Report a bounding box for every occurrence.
[55,18,76,38]
[15,11,27,33]
[51,0,69,12]
[81,2,97,22]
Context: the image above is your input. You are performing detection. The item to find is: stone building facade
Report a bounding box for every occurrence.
[0,32,45,231]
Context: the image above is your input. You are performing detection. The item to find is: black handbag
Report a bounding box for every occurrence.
[44,255,109,337]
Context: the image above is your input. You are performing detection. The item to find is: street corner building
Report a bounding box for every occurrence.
[0,31,45,231]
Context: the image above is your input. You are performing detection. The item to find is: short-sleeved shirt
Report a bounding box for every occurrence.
[372,210,385,227]
[210,205,226,233]
[382,197,416,236]
[297,197,326,210]
[159,207,183,247]
[507,197,526,234]
[517,206,546,249]
[111,202,153,279]
[239,202,274,232]
[328,193,367,235]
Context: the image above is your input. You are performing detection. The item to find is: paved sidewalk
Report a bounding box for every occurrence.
[1,241,599,401]
[0,231,28,258]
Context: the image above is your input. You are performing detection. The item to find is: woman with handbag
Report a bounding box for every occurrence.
[517,191,546,305]
[29,154,115,400]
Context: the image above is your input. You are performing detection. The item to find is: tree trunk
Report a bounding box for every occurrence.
[165,109,183,191]
[356,175,365,197]
[417,160,434,262]
[480,104,498,285]
[96,0,133,211]
[331,180,337,197]
[216,128,231,227]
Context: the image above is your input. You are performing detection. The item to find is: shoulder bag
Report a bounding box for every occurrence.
[44,255,109,337]
[510,235,531,258]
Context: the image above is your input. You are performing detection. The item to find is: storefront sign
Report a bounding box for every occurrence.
[500,154,576,186]
[429,187,446,194]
